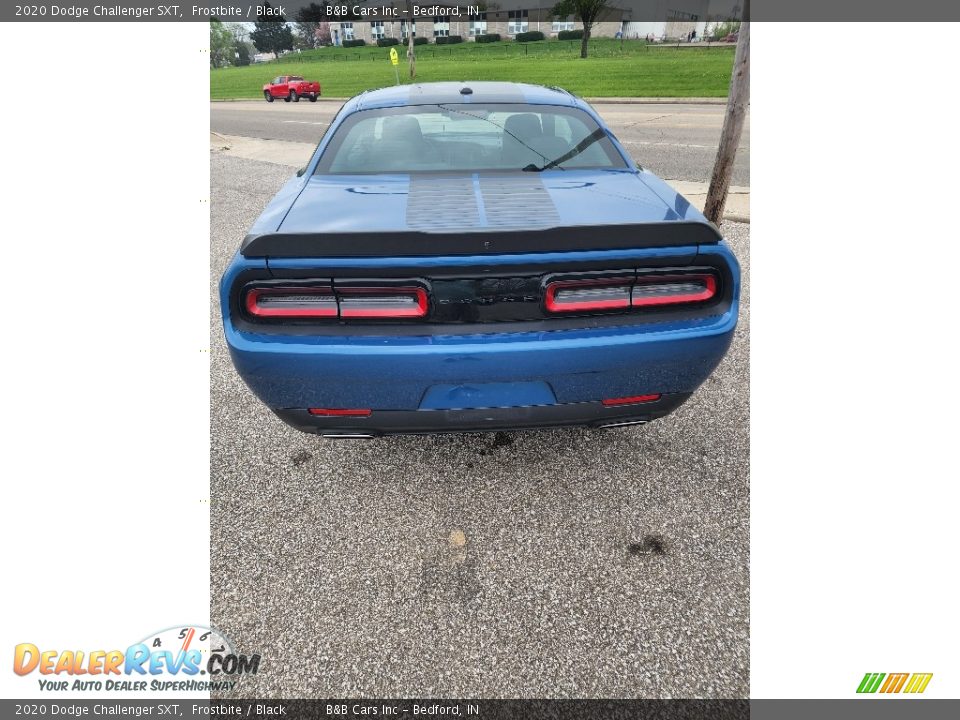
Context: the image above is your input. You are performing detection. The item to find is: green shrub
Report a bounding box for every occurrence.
[475,33,501,43]
[342,39,366,48]
[435,35,463,45]
[558,29,583,40]
[377,37,399,47]
[412,36,429,45]
[515,31,545,43]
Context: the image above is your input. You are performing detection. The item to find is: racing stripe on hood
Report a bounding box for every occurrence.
[406,176,480,230]
[406,174,560,231]
[480,175,561,228]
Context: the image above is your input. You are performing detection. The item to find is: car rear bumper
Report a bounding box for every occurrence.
[224,308,737,435]
[274,392,692,437]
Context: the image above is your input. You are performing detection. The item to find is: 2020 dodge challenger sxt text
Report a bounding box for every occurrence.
[220,82,740,437]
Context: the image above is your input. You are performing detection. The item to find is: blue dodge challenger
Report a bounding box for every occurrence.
[220,82,740,437]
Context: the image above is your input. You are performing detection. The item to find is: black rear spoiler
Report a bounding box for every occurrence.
[240,221,721,258]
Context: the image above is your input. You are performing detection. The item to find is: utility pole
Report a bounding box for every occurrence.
[703,3,749,225]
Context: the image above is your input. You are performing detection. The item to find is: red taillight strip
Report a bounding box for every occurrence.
[308,408,372,417]
[630,274,717,308]
[337,287,429,319]
[245,287,338,318]
[544,278,633,313]
[243,285,429,320]
[544,272,718,314]
[602,394,662,406]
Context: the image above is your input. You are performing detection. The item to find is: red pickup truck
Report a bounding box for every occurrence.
[263,76,321,103]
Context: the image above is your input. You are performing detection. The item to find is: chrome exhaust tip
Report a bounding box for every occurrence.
[320,432,376,440]
[596,419,649,429]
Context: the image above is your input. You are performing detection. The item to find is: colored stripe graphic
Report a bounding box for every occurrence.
[903,673,933,694]
[880,673,909,693]
[856,673,885,693]
[857,672,932,694]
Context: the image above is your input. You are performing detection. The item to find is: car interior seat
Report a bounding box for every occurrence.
[378,116,431,169]
[501,113,547,167]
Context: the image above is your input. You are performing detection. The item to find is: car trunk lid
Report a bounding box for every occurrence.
[242,170,718,258]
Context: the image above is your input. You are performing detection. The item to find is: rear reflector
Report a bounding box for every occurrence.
[602,394,662,406]
[245,287,337,318]
[338,287,428,319]
[308,408,372,417]
[631,274,717,307]
[545,279,632,313]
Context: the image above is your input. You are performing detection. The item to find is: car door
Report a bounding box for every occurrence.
[270,77,284,97]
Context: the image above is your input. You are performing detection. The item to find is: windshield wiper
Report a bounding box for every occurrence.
[523,128,608,172]
[435,103,551,168]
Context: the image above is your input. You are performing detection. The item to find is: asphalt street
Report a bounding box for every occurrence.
[210,153,750,697]
[210,100,750,186]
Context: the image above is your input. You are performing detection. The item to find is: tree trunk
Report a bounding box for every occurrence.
[703,13,749,225]
[406,0,416,79]
[580,25,591,59]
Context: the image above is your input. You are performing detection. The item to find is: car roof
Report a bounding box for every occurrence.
[347,81,582,112]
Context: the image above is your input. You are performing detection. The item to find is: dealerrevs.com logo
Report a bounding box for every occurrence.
[13,625,260,692]
[856,672,933,694]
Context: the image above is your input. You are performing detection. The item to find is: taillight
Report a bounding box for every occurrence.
[631,274,717,307]
[245,286,337,318]
[544,278,632,313]
[544,272,718,314]
[338,287,428,319]
[243,284,428,320]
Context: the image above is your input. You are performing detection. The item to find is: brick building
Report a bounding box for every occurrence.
[325,1,738,45]
[327,3,628,45]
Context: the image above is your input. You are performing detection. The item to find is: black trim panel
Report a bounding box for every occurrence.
[272,393,692,436]
[240,221,722,258]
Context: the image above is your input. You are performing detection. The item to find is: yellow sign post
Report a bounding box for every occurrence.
[389,47,399,85]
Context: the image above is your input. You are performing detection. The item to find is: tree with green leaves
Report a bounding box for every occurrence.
[209,19,234,68]
[250,2,294,59]
[710,20,741,41]
[234,41,251,66]
[551,0,611,58]
[225,22,247,44]
[315,22,332,46]
[294,2,326,49]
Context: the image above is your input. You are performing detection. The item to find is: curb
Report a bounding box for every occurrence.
[584,97,728,105]
[723,214,750,224]
[211,97,346,102]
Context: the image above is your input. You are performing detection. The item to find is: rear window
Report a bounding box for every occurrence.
[289,76,304,81]
[314,103,627,174]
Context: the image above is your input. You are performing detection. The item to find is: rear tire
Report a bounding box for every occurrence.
[264,91,274,103]
[290,90,299,103]
[308,94,318,102]
[283,93,291,103]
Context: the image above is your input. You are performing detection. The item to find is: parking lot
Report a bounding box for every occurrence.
[210,151,749,697]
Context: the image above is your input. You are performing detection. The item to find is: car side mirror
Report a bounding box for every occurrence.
[296,167,307,177]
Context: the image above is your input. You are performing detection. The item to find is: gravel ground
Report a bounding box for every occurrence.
[210,153,750,698]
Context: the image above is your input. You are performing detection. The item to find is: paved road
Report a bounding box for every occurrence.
[211,101,749,186]
[210,153,750,697]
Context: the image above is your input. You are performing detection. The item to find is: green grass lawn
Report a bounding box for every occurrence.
[210,39,734,99]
